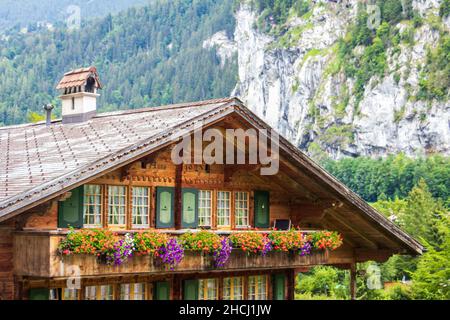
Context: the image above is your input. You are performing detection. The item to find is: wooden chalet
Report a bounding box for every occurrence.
[0,67,422,300]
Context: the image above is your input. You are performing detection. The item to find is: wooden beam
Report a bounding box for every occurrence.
[320,218,360,248]
[174,164,183,229]
[286,269,296,300]
[326,211,379,250]
[350,263,357,300]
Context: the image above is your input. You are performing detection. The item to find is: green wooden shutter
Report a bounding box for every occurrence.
[182,188,198,228]
[254,190,270,228]
[273,274,286,300]
[156,187,175,228]
[154,281,170,300]
[183,279,199,300]
[58,186,84,228]
[29,288,49,300]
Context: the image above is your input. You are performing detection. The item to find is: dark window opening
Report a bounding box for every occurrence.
[85,77,95,93]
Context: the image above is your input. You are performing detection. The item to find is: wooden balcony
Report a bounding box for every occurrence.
[13,230,334,279]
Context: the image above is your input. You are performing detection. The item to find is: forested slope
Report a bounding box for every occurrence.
[0,0,237,125]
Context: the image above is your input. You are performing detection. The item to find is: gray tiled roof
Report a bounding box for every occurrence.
[0,98,234,203]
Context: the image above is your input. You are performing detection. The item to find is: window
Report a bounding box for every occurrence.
[83,185,102,227]
[120,283,147,300]
[235,192,249,227]
[62,288,80,300]
[108,186,127,226]
[198,279,218,300]
[49,289,59,301]
[223,277,244,300]
[217,191,231,227]
[132,187,150,228]
[198,190,212,227]
[248,275,268,300]
[85,285,114,300]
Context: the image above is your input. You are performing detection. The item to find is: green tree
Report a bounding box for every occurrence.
[411,210,450,300]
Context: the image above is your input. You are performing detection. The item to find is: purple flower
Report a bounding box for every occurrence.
[299,241,312,256]
[261,237,272,256]
[106,233,135,266]
[213,237,232,267]
[159,238,184,270]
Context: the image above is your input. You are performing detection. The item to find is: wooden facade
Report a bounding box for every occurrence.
[0,98,422,300]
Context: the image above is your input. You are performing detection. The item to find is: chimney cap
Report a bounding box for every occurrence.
[56,66,102,91]
[43,103,54,111]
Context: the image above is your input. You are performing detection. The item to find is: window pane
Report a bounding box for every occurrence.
[199,279,217,300]
[83,185,102,227]
[198,190,212,227]
[217,191,230,227]
[223,277,243,300]
[248,275,267,300]
[235,192,249,227]
[108,186,127,226]
[132,187,149,228]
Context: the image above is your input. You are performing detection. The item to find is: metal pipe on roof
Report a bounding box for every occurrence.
[43,104,54,126]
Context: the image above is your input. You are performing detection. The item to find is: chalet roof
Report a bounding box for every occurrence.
[0,97,423,255]
[56,66,102,90]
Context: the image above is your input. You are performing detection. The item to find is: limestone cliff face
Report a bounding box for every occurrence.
[204,0,450,159]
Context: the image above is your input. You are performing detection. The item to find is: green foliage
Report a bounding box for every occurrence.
[0,0,238,126]
[252,0,312,34]
[296,266,349,299]
[411,210,450,300]
[331,0,431,107]
[373,181,447,283]
[324,154,450,204]
[416,33,450,101]
[440,0,450,18]
[0,0,148,31]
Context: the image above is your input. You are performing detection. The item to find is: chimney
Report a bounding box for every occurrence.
[56,66,102,124]
[43,104,54,126]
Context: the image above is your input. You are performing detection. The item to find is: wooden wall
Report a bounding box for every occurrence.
[19,145,308,231]
[0,221,14,300]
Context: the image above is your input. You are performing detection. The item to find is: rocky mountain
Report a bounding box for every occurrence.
[205,0,450,159]
[0,0,448,160]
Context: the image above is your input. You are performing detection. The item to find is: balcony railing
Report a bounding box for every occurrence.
[13,229,340,279]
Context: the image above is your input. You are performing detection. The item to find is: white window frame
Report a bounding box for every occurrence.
[83,184,103,227]
[198,190,212,227]
[234,191,249,228]
[217,191,231,227]
[108,185,127,227]
[132,187,150,228]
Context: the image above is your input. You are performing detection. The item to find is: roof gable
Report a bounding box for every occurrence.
[0,97,422,255]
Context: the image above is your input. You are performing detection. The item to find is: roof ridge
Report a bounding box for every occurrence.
[0,97,238,131]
